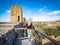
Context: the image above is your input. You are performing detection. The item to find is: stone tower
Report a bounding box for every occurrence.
[10,5,23,23]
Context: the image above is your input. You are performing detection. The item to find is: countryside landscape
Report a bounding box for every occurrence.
[0,0,60,45]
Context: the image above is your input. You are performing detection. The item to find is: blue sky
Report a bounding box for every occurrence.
[0,0,60,22]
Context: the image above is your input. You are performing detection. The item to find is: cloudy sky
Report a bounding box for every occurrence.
[0,0,60,22]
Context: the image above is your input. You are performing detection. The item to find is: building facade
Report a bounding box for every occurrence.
[10,5,23,23]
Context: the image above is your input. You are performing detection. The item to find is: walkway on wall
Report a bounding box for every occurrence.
[0,23,60,45]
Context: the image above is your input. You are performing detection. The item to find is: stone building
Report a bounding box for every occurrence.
[23,18,26,22]
[10,5,24,23]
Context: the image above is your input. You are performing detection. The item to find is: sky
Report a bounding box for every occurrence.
[0,0,60,22]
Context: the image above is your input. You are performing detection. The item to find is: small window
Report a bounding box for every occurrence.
[18,16,20,22]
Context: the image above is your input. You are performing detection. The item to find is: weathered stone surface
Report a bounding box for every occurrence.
[10,5,23,23]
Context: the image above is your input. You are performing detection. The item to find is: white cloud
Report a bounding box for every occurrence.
[38,6,47,14]
[0,7,60,22]
[6,10,10,13]
[38,6,47,12]
[48,10,60,15]
[24,7,60,22]
[31,15,60,22]
[0,18,10,22]
[0,10,10,22]
[26,9,31,14]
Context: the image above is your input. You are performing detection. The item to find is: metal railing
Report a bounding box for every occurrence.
[13,27,60,45]
[35,30,60,45]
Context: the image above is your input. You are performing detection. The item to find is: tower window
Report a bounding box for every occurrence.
[18,16,20,22]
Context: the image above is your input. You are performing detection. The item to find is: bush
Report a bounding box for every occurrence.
[56,26,60,31]
[33,23,60,37]
[44,26,60,37]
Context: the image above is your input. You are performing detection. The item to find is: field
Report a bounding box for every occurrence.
[33,23,60,45]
